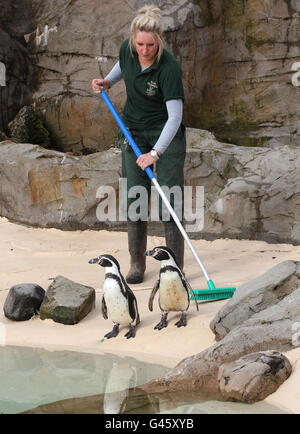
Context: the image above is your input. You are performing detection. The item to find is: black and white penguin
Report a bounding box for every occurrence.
[145,246,198,330]
[89,254,140,339]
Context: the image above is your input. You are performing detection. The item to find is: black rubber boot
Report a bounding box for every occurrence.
[126,220,148,284]
[164,220,184,270]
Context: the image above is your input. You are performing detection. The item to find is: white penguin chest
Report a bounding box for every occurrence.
[159,271,188,311]
[103,278,132,325]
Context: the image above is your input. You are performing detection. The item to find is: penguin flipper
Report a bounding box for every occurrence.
[119,274,139,323]
[126,287,138,322]
[134,299,140,326]
[184,279,199,311]
[101,295,108,319]
[148,279,160,312]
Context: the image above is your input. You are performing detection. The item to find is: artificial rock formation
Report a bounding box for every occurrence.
[8,106,52,148]
[184,129,300,244]
[0,0,37,131]
[172,0,300,147]
[1,0,299,151]
[210,260,300,340]
[142,265,300,400]
[218,351,292,403]
[2,128,300,244]
[0,140,122,230]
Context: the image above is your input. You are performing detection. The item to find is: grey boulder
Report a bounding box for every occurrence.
[218,351,292,403]
[210,260,300,340]
[39,275,95,325]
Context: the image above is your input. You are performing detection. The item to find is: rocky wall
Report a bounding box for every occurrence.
[0,0,36,132]
[2,128,300,245]
[1,0,300,152]
[168,0,300,146]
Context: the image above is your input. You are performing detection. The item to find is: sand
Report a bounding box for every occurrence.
[0,216,299,413]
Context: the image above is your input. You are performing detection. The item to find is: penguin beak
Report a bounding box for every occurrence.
[89,257,100,264]
[145,249,155,257]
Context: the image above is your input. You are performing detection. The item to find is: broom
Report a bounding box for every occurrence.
[100,89,236,301]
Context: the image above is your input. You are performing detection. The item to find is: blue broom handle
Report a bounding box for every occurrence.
[100,89,212,284]
[100,90,154,180]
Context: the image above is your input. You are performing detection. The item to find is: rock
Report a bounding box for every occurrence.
[0,131,8,141]
[184,132,300,244]
[39,275,95,325]
[1,1,300,150]
[0,140,122,230]
[3,283,45,321]
[210,260,300,341]
[30,0,300,150]
[142,286,300,397]
[0,0,35,133]
[231,286,300,352]
[169,0,300,147]
[3,131,300,243]
[24,0,202,153]
[8,106,52,148]
[218,351,292,403]
[3,131,300,244]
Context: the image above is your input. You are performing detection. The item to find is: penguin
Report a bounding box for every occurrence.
[103,361,137,414]
[145,246,199,330]
[89,254,140,339]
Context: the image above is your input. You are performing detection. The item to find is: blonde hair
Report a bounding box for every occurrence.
[129,5,164,62]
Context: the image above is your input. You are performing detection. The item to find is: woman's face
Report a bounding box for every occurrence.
[134,31,159,66]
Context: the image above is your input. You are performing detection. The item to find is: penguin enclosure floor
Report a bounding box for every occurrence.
[0,217,300,413]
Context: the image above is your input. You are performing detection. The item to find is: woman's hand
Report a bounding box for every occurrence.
[92,78,110,94]
[136,152,160,170]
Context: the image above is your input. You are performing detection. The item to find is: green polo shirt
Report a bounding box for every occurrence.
[119,38,184,130]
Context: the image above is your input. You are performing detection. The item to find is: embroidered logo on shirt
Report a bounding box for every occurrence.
[146,81,158,96]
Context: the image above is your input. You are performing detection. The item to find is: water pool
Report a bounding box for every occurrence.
[0,345,288,414]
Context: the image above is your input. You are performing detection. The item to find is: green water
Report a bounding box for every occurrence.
[0,345,167,414]
[0,345,289,414]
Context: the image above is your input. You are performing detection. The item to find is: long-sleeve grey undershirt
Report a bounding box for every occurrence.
[105,61,183,154]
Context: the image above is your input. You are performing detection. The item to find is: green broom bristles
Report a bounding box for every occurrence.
[189,287,236,301]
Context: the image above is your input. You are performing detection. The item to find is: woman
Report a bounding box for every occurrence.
[92,5,186,283]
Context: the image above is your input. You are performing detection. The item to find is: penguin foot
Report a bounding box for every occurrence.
[175,313,187,328]
[154,315,168,330]
[124,324,136,339]
[104,324,119,339]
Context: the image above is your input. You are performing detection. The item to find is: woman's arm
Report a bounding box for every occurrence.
[153,99,183,154]
[104,61,123,87]
[136,98,183,170]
